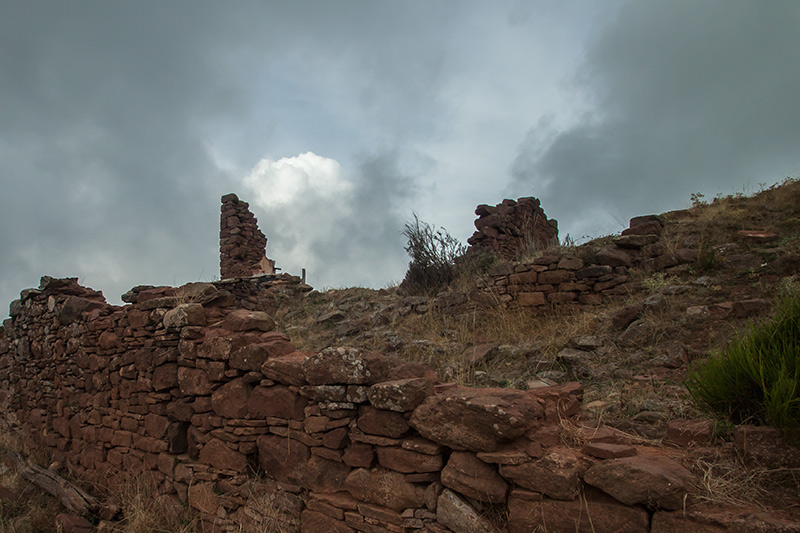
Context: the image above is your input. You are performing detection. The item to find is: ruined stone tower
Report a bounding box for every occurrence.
[219,193,275,279]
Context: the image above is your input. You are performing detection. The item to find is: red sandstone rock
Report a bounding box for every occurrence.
[261,352,308,386]
[436,488,496,533]
[357,405,410,438]
[366,378,431,412]
[199,438,247,472]
[230,334,294,371]
[733,425,800,468]
[257,434,309,484]
[300,510,355,533]
[152,363,178,391]
[248,385,307,420]
[55,513,93,533]
[376,446,443,473]
[343,468,422,511]
[499,448,582,501]
[663,419,714,447]
[177,367,212,395]
[223,309,275,332]
[583,455,695,510]
[300,455,352,493]
[468,197,558,261]
[409,387,544,452]
[303,346,400,385]
[342,443,374,468]
[188,481,219,515]
[507,488,649,533]
[582,442,637,459]
[441,451,508,503]
[211,378,252,418]
[163,303,206,328]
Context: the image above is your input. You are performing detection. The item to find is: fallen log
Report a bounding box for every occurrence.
[8,451,98,516]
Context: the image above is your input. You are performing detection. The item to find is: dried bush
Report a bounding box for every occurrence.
[400,214,466,296]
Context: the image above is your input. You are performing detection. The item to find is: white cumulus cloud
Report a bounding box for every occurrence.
[243,151,352,208]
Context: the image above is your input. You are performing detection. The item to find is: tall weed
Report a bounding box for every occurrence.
[686,291,800,436]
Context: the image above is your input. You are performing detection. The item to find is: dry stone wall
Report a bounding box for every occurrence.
[468,197,559,261]
[220,193,275,279]
[1,277,711,532]
[479,214,699,309]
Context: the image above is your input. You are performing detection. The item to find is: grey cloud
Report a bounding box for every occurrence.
[510,0,800,239]
[251,150,418,289]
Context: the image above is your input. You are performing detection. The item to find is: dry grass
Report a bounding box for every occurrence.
[688,450,800,510]
[0,431,61,533]
[100,475,198,533]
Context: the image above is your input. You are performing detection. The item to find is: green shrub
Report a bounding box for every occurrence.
[400,214,466,296]
[686,291,800,436]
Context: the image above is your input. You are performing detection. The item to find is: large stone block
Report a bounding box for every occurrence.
[507,489,649,533]
[441,451,508,503]
[409,387,544,452]
[343,468,422,511]
[211,378,252,418]
[584,455,695,510]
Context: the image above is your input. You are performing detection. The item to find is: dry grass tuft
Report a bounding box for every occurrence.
[101,475,198,533]
[688,451,800,510]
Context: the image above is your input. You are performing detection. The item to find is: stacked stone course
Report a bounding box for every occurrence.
[467,197,559,261]
[479,213,701,309]
[220,193,274,279]
[1,276,710,533]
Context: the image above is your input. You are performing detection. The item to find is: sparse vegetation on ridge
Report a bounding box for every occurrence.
[687,289,800,436]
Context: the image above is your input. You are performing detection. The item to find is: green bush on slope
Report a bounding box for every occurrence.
[687,290,800,436]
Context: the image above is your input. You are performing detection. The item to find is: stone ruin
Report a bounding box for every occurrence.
[468,197,559,261]
[1,194,798,533]
[220,193,275,279]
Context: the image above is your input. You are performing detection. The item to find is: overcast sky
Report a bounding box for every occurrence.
[2,1,799,312]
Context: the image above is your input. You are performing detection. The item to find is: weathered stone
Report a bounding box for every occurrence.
[342,443,374,468]
[55,513,94,533]
[367,378,432,412]
[596,247,633,267]
[732,298,771,318]
[582,442,637,459]
[343,468,422,511]
[508,488,649,533]
[623,220,664,236]
[248,385,308,420]
[733,425,800,468]
[230,334,294,371]
[261,352,308,386]
[436,489,496,533]
[663,419,714,447]
[152,363,178,391]
[612,303,644,329]
[163,303,206,328]
[441,451,508,503]
[188,481,219,515]
[211,378,252,418]
[517,291,546,307]
[376,447,443,473]
[300,455,352,493]
[303,346,399,385]
[177,367,212,395]
[199,438,247,472]
[357,405,409,438]
[257,434,310,484]
[584,455,694,510]
[300,510,354,533]
[499,449,581,500]
[409,387,543,452]
[224,309,275,332]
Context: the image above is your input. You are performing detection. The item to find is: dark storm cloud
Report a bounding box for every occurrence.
[0,1,456,311]
[0,2,253,308]
[510,0,800,239]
